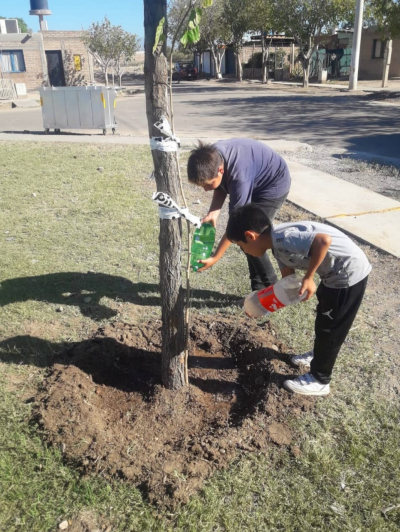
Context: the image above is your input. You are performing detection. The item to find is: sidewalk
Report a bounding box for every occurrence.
[287,161,400,258]
[271,79,400,92]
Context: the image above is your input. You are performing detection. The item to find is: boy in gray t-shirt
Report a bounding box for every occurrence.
[226,204,372,397]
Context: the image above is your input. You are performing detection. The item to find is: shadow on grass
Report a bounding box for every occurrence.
[0,272,240,320]
[0,334,161,396]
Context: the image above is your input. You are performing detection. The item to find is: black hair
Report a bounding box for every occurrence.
[226,204,272,242]
[187,141,223,185]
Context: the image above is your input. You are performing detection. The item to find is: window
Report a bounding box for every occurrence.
[372,39,386,59]
[73,54,82,71]
[0,50,26,73]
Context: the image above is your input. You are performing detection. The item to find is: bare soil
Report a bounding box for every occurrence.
[35,316,313,507]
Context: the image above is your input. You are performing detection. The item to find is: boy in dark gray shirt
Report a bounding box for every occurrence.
[226,204,371,396]
[187,138,291,290]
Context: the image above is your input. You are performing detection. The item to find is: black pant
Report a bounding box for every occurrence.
[245,193,288,291]
[310,276,368,384]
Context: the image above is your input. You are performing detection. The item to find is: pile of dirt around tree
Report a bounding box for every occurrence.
[35,316,314,507]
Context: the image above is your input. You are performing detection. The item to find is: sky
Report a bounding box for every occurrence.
[2,0,145,45]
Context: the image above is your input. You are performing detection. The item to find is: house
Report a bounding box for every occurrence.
[359,26,400,79]
[194,35,296,79]
[0,29,94,92]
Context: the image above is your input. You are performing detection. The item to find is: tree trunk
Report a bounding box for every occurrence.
[261,31,267,84]
[144,0,186,390]
[211,49,217,78]
[217,48,225,80]
[212,47,224,79]
[303,56,310,88]
[382,39,392,88]
[104,65,108,86]
[235,49,242,81]
[303,38,312,88]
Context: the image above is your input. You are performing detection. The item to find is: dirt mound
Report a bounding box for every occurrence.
[35,317,313,507]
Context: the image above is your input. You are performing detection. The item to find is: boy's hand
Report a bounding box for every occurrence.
[197,256,218,272]
[299,276,316,301]
[201,212,218,228]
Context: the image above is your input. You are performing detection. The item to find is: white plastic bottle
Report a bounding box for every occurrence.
[244,273,308,318]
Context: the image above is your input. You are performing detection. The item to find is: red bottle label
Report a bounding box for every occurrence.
[257,286,285,313]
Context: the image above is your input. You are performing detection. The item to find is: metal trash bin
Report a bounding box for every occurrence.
[39,86,117,135]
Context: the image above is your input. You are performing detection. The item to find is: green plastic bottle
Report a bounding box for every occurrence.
[190,223,216,272]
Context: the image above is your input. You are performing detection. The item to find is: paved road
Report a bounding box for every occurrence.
[1,82,400,160]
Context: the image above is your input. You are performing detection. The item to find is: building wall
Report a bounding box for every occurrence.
[42,31,92,86]
[0,30,93,91]
[359,27,400,79]
[0,34,45,89]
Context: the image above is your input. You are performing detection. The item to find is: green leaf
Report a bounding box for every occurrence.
[202,0,213,6]
[189,7,202,27]
[153,16,165,53]
[181,25,201,46]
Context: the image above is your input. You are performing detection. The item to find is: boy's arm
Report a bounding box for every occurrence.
[299,233,332,301]
[201,188,227,227]
[197,232,231,271]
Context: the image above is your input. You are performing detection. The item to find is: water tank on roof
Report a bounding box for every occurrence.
[29,0,52,15]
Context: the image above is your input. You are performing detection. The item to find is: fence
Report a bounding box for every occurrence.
[0,79,16,99]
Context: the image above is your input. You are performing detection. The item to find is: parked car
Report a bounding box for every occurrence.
[172,61,198,81]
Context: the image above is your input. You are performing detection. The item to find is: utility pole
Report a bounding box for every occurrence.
[348,0,364,90]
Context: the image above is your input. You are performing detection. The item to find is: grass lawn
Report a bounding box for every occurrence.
[0,141,399,531]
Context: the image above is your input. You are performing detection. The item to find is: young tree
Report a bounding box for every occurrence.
[113,30,140,86]
[145,0,212,389]
[144,0,187,390]
[83,17,139,85]
[276,0,353,87]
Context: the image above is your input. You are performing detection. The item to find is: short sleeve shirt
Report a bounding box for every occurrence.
[272,221,372,288]
[213,138,291,212]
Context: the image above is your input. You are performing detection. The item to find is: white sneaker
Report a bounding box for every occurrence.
[283,372,330,396]
[291,350,314,368]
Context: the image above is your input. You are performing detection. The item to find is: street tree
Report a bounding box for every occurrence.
[83,17,139,85]
[365,0,400,85]
[144,0,211,389]
[113,30,140,86]
[248,0,276,83]
[365,0,400,37]
[275,0,353,87]
[223,0,252,80]
[198,1,232,79]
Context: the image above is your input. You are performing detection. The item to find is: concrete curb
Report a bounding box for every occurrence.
[11,99,40,109]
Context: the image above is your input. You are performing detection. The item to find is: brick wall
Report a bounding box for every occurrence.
[359,27,400,79]
[42,31,92,86]
[0,30,93,91]
[0,38,44,90]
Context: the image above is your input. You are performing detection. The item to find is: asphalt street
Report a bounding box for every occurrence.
[1,81,399,160]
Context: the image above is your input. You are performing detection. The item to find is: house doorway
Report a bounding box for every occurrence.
[46,51,65,87]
